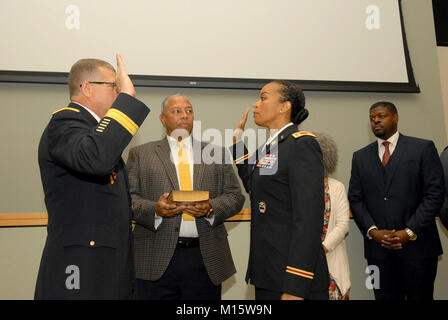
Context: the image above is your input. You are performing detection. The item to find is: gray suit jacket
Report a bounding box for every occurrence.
[127,137,245,285]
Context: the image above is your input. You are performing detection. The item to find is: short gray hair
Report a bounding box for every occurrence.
[312,132,338,176]
[161,94,189,114]
[68,58,115,98]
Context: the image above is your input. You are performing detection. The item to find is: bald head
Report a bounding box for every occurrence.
[159,94,194,136]
[161,94,191,115]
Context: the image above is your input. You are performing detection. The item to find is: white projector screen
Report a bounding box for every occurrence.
[0,0,418,92]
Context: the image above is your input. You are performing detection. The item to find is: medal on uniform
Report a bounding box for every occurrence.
[258,201,266,214]
[256,154,277,169]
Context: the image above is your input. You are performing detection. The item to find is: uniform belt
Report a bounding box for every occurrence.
[177,237,199,248]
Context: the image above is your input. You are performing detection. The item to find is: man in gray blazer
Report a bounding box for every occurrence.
[127,94,245,300]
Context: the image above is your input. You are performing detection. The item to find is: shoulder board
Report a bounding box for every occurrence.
[291,131,316,139]
[52,107,80,115]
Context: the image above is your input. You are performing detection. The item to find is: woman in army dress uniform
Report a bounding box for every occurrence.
[231,80,329,300]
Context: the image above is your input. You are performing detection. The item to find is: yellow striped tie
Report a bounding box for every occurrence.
[178,142,194,221]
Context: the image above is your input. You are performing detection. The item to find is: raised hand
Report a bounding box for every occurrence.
[115,53,136,97]
[233,107,250,143]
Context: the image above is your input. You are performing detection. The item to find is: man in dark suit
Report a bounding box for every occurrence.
[439,146,448,229]
[127,94,245,300]
[35,55,150,299]
[348,101,444,300]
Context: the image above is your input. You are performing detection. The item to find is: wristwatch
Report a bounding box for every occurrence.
[405,228,417,241]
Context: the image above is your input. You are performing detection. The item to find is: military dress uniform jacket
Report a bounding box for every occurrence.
[231,125,329,299]
[35,93,149,299]
[438,146,448,230]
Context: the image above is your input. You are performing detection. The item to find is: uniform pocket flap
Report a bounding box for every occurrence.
[62,225,118,249]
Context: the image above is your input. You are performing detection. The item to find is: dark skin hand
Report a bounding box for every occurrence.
[233,107,250,143]
[369,229,410,250]
[155,193,186,217]
[281,293,304,300]
[155,193,212,218]
[183,200,212,218]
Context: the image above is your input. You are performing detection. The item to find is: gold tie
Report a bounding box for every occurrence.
[178,141,194,221]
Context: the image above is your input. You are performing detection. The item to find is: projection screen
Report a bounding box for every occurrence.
[0,0,418,92]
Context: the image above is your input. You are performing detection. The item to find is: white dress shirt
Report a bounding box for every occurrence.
[262,122,294,152]
[155,135,214,237]
[377,131,399,162]
[72,102,101,123]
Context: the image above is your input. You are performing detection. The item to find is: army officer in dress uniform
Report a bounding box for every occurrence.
[231,80,329,300]
[35,55,150,299]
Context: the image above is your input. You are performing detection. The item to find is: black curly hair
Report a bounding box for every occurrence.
[272,80,308,125]
[369,101,398,115]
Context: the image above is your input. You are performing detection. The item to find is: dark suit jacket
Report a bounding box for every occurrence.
[35,94,149,299]
[127,138,245,286]
[439,146,448,229]
[348,133,444,260]
[232,125,329,299]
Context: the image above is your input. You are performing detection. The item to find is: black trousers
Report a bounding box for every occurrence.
[255,287,328,300]
[367,256,438,300]
[135,242,221,300]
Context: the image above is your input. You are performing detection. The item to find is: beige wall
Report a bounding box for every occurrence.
[438,46,448,141]
[1,0,448,299]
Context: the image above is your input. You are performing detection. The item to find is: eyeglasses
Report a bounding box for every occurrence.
[80,81,117,88]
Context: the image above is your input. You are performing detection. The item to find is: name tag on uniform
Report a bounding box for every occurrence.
[256,154,277,169]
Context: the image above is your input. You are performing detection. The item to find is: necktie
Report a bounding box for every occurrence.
[382,141,391,166]
[177,142,194,221]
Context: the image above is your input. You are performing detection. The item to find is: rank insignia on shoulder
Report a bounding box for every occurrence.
[258,201,266,214]
[96,118,111,133]
[292,131,316,139]
[52,107,80,115]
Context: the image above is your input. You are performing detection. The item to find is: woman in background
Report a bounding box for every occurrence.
[314,132,351,300]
